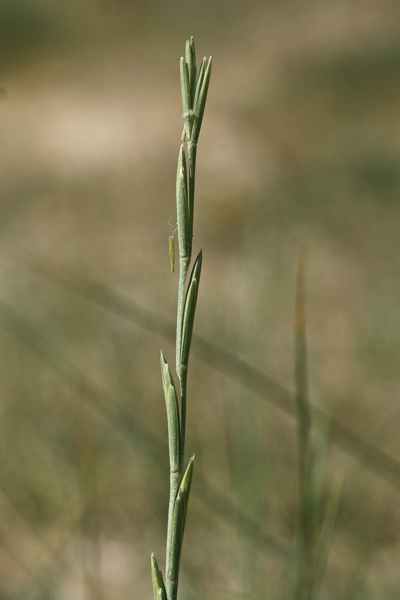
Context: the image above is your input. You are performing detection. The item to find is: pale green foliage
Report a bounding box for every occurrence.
[151,37,211,600]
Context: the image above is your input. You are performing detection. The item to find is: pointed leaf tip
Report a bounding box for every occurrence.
[151,553,167,600]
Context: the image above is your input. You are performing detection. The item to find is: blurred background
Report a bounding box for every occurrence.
[0,0,400,598]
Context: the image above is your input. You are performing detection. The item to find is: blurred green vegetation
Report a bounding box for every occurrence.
[0,0,399,598]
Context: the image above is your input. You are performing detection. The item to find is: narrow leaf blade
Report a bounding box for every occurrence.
[160,352,180,474]
[166,456,195,584]
[180,250,202,366]
[151,553,167,600]
[185,36,197,104]
[192,56,212,143]
[176,145,190,259]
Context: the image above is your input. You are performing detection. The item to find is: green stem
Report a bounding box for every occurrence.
[176,258,189,474]
[187,141,197,245]
[166,579,178,600]
[176,257,190,372]
[166,470,181,593]
[166,558,179,600]
[177,368,188,474]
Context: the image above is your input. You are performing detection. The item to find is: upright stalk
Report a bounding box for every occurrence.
[151,37,212,600]
[293,245,314,600]
[292,245,343,600]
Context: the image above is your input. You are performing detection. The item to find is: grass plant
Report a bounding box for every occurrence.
[151,37,212,600]
[291,246,343,600]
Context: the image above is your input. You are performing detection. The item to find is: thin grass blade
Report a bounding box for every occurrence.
[166,455,195,584]
[180,250,202,366]
[176,145,190,260]
[180,57,192,139]
[192,57,207,115]
[191,57,212,142]
[160,352,181,474]
[185,37,197,104]
[151,553,167,600]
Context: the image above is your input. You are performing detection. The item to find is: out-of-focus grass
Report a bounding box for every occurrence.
[0,1,400,598]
